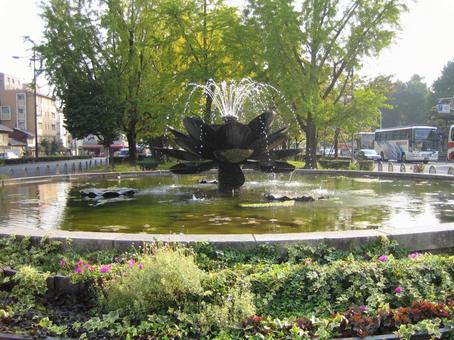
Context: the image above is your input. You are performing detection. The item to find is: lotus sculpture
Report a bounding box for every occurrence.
[159,111,300,193]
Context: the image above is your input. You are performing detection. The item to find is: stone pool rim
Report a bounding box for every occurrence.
[1,169,454,252]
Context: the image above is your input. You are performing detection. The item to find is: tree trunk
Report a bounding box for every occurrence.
[108,145,115,170]
[304,113,317,169]
[204,91,213,123]
[203,83,215,123]
[334,127,340,158]
[127,119,137,165]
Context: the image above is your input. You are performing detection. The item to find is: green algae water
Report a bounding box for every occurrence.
[1,173,454,234]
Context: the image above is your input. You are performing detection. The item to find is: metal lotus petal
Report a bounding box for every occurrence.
[170,161,216,174]
[217,121,253,149]
[183,117,217,145]
[214,149,254,163]
[157,148,203,161]
[250,127,289,157]
[247,110,274,139]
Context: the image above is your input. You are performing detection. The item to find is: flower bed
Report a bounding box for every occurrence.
[1,236,454,339]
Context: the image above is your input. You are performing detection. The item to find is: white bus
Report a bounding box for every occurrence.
[374,126,439,162]
[355,132,375,150]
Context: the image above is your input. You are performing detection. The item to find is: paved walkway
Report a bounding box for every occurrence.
[0,157,108,178]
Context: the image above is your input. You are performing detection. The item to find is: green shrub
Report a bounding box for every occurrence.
[249,253,454,318]
[318,159,351,169]
[358,160,374,171]
[103,247,206,318]
[137,158,160,170]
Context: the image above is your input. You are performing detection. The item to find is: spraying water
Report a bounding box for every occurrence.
[188,78,278,121]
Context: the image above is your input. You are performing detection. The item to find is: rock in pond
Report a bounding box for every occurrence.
[80,187,137,199]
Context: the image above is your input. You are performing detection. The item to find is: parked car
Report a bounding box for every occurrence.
[356,149,381,161]
[319,147,335,157]
[116,148,129,159]
[0,151,19,160]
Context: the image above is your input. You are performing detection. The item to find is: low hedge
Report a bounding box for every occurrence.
[1,155,91,165]
[137,159,160,170]
[318,158,351,169]
[357,160,374,170]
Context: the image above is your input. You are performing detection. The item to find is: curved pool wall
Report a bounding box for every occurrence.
[2,169,454,252]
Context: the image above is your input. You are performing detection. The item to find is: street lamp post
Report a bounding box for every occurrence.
[13,45,39,159]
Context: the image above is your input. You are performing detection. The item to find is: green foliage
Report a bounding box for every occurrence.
[433,60,454,99]
[2,236,454,338]
[382,75,432,127]
[103,247,206,318]
[0,236,65,272]
[137,159,160,170]
[38,317,68,337]
[395,318,442,340]
[243,0,407,167]
[357,160,374,171]
[1,265,50,313]
[248,253,454,318]
[318,159,351,169]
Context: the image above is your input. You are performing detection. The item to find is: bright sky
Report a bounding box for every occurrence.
[1,0,454,90]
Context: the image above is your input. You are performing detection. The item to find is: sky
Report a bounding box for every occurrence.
[1,0,454,90]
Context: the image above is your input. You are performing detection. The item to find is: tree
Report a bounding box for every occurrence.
[39,0,180,165]
[330,75,391,157]
[63,77,123,164]
[433,60,454,99]
[38,0,123,164]
[158,0,244,123]
[243,0,407,168]
[381,75,430,128]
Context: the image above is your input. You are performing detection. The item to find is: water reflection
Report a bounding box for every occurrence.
[0,175,453,234]
[0,181,70,230]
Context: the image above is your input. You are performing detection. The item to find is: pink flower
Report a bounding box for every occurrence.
[99,264,112,273]
[128,259,136,268]
[408,252,420,259]
[359,305,368,312]
[138,263,144,270]
[59,259,66,268]
[304,259,312,265]
[74,266,83,274]
[395,287,403,294]
[378,255,388,262]
[77,260,85,266]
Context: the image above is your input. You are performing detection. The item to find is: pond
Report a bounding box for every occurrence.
[1,173,454,234]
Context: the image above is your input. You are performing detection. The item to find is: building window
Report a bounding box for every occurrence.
[16,93,27,130]
[17,93,25,102]
[51,124,56,131]
[0,106,11,120]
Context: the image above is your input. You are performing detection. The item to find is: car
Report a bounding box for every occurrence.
[116,148,129,159]
[319,147,335,157]
[0,151,19,159]
[356,149,381,161]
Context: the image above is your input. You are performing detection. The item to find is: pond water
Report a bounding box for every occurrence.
[1,173,454,234]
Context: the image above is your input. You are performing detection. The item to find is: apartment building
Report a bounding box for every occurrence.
[0,72,64,155]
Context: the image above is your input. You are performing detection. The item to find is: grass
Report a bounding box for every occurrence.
[88,161,178,173]
[288,160,305,168]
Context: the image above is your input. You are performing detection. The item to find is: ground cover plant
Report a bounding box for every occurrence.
[1,236,454,339]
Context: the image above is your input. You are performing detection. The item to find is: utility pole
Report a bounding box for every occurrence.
[32,48,38,159]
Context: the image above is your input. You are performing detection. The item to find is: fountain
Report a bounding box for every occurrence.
[158,80,301,193]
